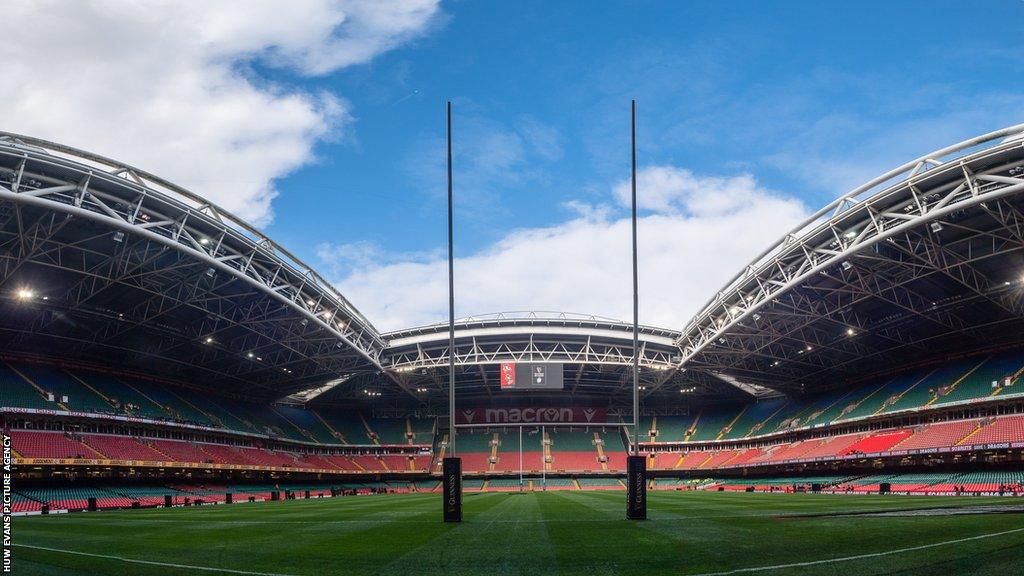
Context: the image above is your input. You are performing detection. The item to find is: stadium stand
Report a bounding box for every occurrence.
[548,429,599,471]
[11,492,44,513]
[11,430,101,459]
[74,374,170,421]
[576,477,623,489]
[315,410,372,444]
[0,362,51,410]
[963,415,1024,446]
[652,415,692,442]
[649,451,682,470]
[890,420,978,451]
[16,364,114,414]
[686,407,740,441]
[81,434,168,461]
[366,417,409,445]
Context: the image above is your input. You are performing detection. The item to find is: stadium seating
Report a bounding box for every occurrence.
[314,410,372,444]
[82,434,168,461]
[15,486,134,510]
[649,451,682,470]
[678,450,712,469]
[890,420,977,451]
[962,415,1024,446]
[151,439,212,463]
[133,380,220,427]
[366,417,409,445]
[880,361,977,415]
[11,493,44,513]
[576,477,622,489]
[652,415,693,442]
[10,430,101,459]
[840,429,914,455]
[686,407,742,441]
[548,429,599,471]
[73,374,169,421]
[17,365,114,414]
[0,362,55,409]
[719,397,788,439]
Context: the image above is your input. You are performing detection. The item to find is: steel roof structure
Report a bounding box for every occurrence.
[0,132,389,399]
[4,125,1024,407]
[673,123,1024,394]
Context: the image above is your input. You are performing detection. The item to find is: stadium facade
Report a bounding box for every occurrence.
[4,124,1024,513]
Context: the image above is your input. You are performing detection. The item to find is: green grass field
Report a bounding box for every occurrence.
[13,491,1024,576]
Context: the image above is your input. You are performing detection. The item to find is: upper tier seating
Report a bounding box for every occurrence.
[73,374,169,421]
[652,415,693,442]
[17,365,114,414]
[366,417,409,445]
[275,405,338,443]
[932,353,1023,406]
[315,410,372,444]
[719,398,787,439]
[0,362,51,409]
[687,407,742,441]
[133,381,219,427]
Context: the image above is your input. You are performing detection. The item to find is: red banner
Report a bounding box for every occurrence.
[455,407,608,425]
[499,362,516,389]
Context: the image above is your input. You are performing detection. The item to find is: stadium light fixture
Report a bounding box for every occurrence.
[199,237,210,245]
[843,230,856,239]
[112,231,125,243]
[15,288,35,300]
[841,261,853,271]
[203,336,214,344]
[247,352,255,358]
[930,221,944,233]
[846,327,856,336]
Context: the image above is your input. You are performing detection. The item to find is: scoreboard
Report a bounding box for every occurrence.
[499,362,564,390]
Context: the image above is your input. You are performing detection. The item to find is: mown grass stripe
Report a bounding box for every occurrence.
[13,544,300,576]
[686,526,1024,575]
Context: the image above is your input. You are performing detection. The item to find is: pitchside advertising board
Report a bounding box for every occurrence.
[499,362,564,390]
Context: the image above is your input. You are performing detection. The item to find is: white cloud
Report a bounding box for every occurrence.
[326,166,809,331]
[0,0,441,225]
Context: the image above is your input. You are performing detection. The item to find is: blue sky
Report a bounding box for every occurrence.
[271,0,1024,256]
[4,1,1023,330]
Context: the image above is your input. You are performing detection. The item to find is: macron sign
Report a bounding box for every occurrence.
[456,407,606,425]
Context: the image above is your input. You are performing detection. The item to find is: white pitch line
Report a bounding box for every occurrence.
[686,526,1024,576]
[12,544,300,576]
